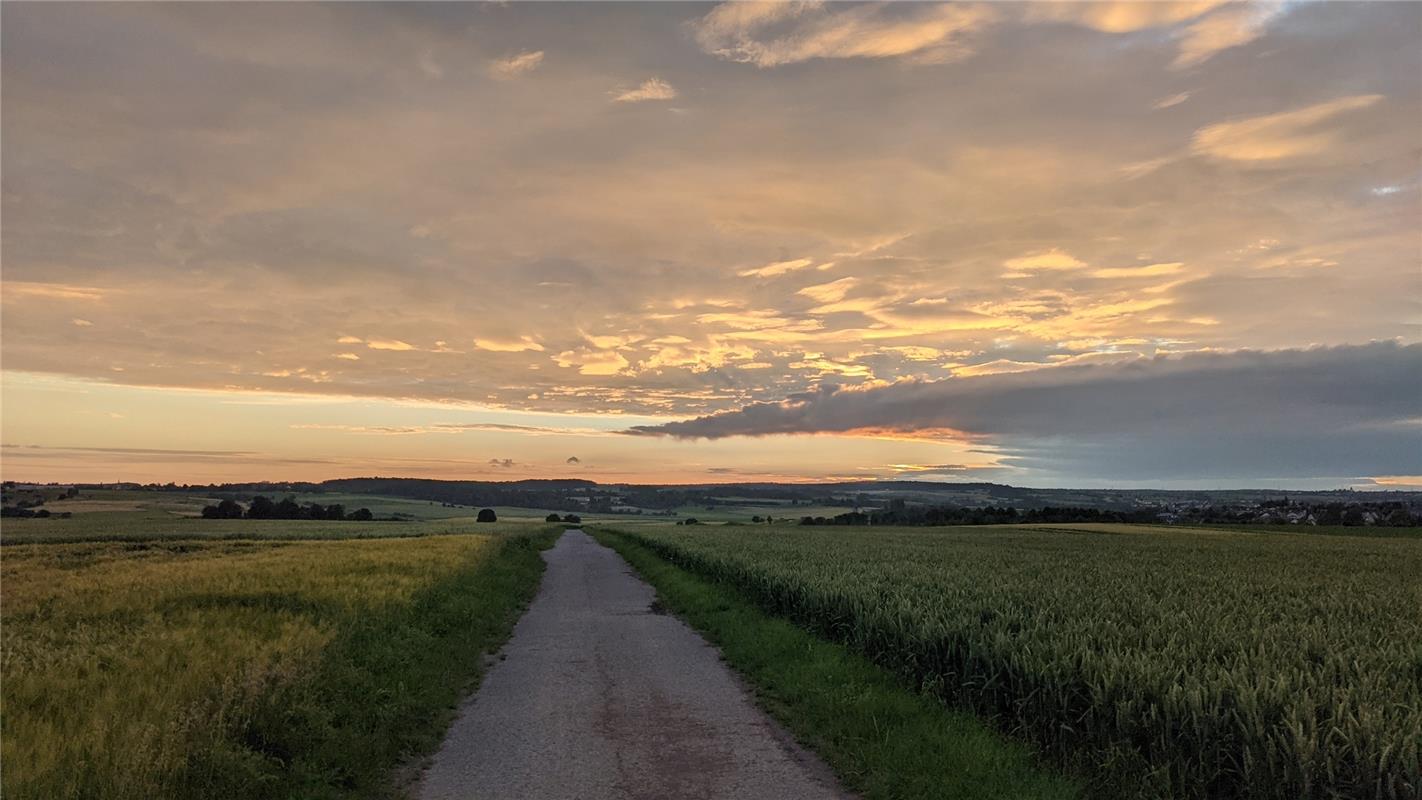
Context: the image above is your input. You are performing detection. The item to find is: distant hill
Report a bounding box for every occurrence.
[73,476,1422,518]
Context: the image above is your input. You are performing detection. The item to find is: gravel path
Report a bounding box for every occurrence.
[415,529,852,800]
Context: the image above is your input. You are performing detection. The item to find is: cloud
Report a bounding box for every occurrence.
[1024,1,1283,67]
[797,277,858,304]
[0,443,333,466]
[418,50,443,80]
[1003,250,1087,271]
[566,455,580,464]
[3,443,256,457]
[1153,91,1192,110]
[473,336,544,352]
[3,282,107,301]
[432,423,613,437]
[629,342,1422,480]
[365,339,416,351]
[488,458,516,468]
[555,348,630,376]
[1091,262,1185,279]
[738,257,815,278]
[1173,2,1285,69]
[693,1,998,67]
[1192,95,1384,163]
[489,50,544,79]
[1024,1,1229,34]
[1,1,1417,442]
[612,77,677,103]
[290,423,430,435]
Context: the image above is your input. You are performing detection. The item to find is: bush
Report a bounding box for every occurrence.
[201,499,244,519]
[545,513,561,522]
[476,508,497,523]
[561,514,581,525]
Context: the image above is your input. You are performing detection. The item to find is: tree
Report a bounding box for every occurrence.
[562,514,581,524]
[545,513,561,522]
[212,499,243,519]
[326,503,346,521]
[246,495,276,519]
[1387,507,1416,527]
[477,508,498,523]
[274,497,302,519]
[350,508,374,521]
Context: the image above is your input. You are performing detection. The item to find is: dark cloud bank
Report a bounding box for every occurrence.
[630,342,1422,481]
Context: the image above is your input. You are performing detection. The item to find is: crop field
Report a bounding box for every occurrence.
[0,489,575,545]
[662,503,857,522]
[1,530,556,799]
[606,523,1422,799]
[0,510,551,545]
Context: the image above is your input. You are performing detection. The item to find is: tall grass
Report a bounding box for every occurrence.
[614,525,1422,799]
[2,532,555,799]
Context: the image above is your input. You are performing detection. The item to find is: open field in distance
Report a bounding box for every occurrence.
[0,489,582,544]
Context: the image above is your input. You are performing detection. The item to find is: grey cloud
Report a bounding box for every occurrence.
[630,342,1422,480]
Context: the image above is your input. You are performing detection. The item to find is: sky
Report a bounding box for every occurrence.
[2,1,1419,489]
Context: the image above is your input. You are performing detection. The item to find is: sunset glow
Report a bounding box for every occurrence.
[2,2,1419,487]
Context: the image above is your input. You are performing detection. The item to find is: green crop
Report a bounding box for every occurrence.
[616,524,1421,799]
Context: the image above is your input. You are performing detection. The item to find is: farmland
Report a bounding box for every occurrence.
[603,523,1422,799]
[0,488,572,545]
[1,528,558,799]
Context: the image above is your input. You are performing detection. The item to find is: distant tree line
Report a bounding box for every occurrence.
[201,496,374,521]
[0,507,72,519]
[1,483,79,518]
[799,505,1164,527]
[1170,500,1417,527]
[794,501,1419,528]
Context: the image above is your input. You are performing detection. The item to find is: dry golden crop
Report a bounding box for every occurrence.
[1,534,525,799]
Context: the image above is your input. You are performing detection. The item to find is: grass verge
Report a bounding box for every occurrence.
[594,528,1079,800]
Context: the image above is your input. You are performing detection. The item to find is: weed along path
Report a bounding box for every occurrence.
[416,529,852,800]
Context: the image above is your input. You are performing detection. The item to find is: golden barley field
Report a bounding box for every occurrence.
[1,532,552,799]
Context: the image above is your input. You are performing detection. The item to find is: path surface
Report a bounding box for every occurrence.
[416,529,851,800]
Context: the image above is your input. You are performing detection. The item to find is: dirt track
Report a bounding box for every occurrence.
[415,529,851,800]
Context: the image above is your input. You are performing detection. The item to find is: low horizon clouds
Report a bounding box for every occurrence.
[631,342,1422,481]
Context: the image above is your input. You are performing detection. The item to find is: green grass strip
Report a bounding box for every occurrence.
[184,531,560,799]
[595,529,1079,800]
